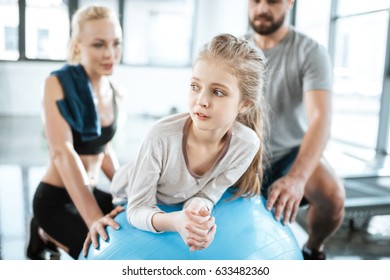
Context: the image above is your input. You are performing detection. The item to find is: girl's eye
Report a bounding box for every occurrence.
[93,43,104,48]
[214,89,225,97]
[191,84,199,91]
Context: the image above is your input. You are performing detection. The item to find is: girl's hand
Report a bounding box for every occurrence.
[178,197,217,252]
[186,209,216,252]
[82,205,124,257]
[185,197,210,216]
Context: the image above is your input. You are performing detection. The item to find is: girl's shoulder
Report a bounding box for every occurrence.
[146,112,190,138]
[231,121,260,148]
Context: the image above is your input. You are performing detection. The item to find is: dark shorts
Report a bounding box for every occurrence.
[32,182,114,259]
[261,146,309,206]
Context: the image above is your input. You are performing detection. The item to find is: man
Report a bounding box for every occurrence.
[246,0,345,260]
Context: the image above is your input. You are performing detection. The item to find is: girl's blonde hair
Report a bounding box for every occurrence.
[68,5,120,64]
[195,33,270,198]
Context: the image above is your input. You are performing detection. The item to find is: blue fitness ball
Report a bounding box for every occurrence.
[79,190,303,260]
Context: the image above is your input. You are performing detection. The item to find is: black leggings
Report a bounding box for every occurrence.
[32,182,114,259]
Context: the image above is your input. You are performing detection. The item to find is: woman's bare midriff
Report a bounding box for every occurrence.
[42,153,105,188]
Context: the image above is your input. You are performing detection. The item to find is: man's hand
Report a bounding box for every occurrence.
[266,174,305,225]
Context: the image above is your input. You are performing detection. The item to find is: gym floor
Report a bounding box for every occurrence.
[0,116,389,260]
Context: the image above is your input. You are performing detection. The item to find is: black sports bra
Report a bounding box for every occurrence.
[71,89,118,155]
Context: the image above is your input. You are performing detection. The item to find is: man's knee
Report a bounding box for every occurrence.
[325,178,345,216]
[306,162,345,214]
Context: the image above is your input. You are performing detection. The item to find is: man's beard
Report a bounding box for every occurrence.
[249,13,286,35]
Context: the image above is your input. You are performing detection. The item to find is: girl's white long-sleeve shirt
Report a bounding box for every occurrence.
[110,113,260,232]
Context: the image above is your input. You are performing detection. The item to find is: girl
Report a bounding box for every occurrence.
[27,5,124,260]
[84,34,269,255]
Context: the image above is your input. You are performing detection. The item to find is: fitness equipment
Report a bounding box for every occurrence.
[79,190,303,260]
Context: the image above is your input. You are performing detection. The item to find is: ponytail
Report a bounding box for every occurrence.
[196,34,269,198]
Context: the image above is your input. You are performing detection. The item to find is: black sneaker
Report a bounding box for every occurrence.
[26,217,60,260]
[302,245,326,260]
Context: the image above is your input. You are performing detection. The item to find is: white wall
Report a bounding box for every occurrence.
[0,61,61,116]
[0,0,249,117]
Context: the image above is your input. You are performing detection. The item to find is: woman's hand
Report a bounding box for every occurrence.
[82,205,124,257]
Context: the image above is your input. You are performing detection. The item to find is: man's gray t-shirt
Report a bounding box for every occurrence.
[246,28,332,162]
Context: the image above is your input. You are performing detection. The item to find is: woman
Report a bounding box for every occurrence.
[27,5,124,260]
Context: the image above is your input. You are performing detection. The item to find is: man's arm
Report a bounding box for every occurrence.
[267,89,331,224]
[289,89,331,184]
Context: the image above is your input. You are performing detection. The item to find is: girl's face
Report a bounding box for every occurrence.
[189,58,247,134]
[76,18,122,78]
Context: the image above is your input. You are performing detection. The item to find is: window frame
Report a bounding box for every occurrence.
[329,0,390,155]
[1,0,196,67]
[0,0,78,62]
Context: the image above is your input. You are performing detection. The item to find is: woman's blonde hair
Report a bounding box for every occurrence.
[195,33,270,198]
[68,5,120,64]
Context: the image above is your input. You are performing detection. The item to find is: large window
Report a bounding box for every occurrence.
[295,0,389,152]
[332,1,389,149]
[337,0,389,16]
[122,0,195,66]
[0,0,19,60]
[332,10,388,149]
[25,0,69,60]
[0,0,196,66]
[294,0,331,49]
